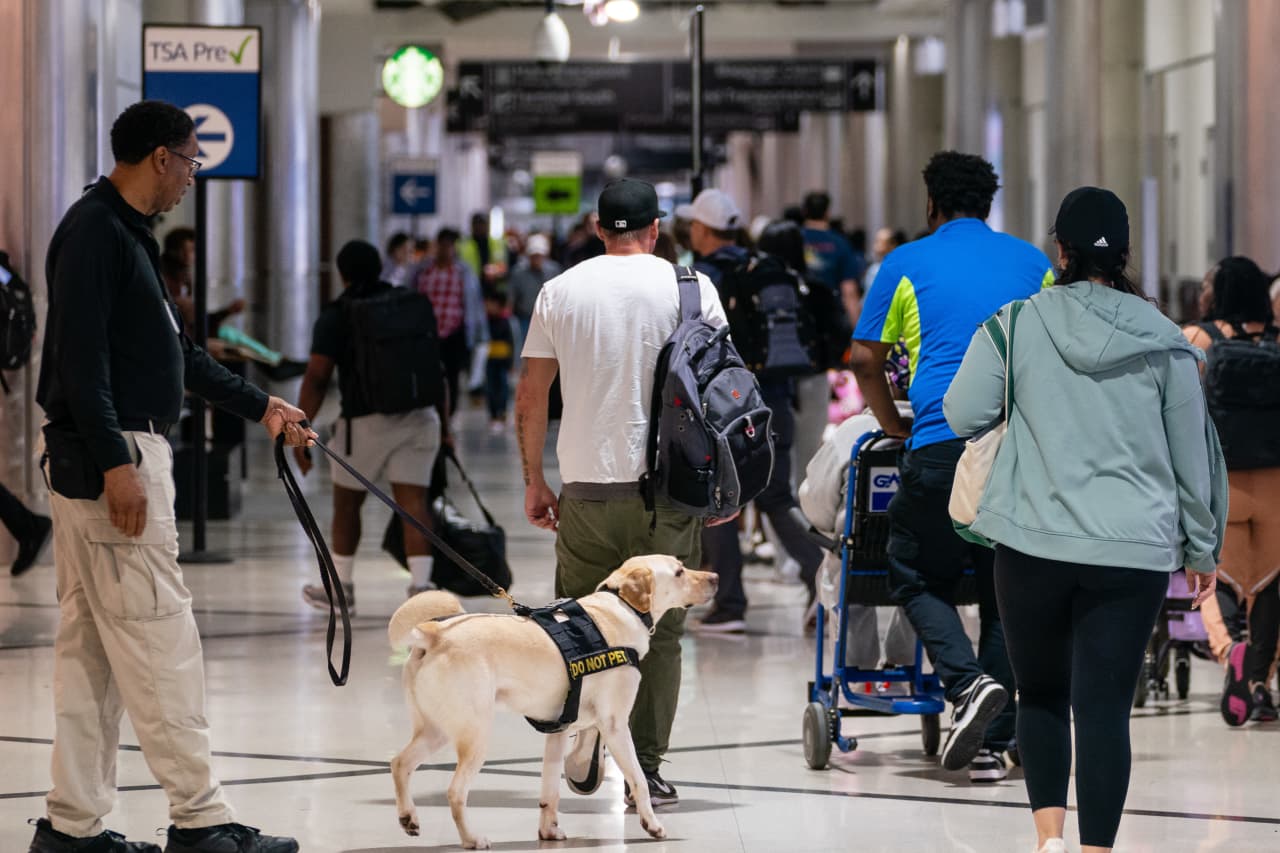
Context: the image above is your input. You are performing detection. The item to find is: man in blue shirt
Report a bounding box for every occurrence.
[802,191,863,325]
[850,152,1053,783]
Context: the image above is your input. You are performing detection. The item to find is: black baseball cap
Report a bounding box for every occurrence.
[597,179,667,233]
[1052,186,1129,253]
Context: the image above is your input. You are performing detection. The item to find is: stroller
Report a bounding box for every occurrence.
[802,430,980,769]
[1133,570,1212,707]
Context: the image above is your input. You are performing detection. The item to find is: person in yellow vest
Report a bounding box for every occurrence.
[458,212,508,297]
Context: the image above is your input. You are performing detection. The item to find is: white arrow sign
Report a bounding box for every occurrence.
[185,103,236,170]
[399,178,433,207]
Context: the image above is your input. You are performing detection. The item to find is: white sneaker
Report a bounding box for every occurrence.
[968,748,1008,783]
[1035,839,1068,853]
[302,582,355,617]
[941,675,1008,771]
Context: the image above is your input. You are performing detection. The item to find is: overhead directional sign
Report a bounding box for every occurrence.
[448,58,882,136]
[391,172,437,215]
[142,25,261,180]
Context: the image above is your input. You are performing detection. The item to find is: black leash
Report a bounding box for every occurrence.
[280,422,525,615]
[273,433,352,686]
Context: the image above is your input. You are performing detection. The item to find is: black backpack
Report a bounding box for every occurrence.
[713,253,819,380]
[1198,322,1280,470]
[801,276,852,370]
[0,251,36,394]
[345,288,443,416]
[640,265,775,519]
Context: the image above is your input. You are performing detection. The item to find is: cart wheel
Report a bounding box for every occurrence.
[803,702,833,770]
[921,713,941,757]
[1175,649,1191,700]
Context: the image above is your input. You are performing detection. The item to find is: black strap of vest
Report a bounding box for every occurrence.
[1197,321,1227,343]
[521,599,642,733]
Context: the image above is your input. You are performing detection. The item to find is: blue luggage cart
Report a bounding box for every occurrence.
[802,430,978,769]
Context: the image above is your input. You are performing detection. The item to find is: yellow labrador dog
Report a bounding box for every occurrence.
[387,554,717,850]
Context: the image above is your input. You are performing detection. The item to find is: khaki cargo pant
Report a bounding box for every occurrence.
[46,431,233,837]
[554,493,701,772]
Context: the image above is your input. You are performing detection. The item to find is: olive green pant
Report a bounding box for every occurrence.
[555,495,702,772]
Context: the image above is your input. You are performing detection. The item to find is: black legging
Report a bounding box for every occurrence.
[994,545,1167,849]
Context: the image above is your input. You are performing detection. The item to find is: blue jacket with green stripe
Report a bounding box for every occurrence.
[853,218,1053,449]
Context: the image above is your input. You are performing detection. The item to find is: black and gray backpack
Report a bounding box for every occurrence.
[640,265,775,519]
[1197,321,1280,469]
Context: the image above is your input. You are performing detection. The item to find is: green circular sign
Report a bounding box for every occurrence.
[382,45,444,109]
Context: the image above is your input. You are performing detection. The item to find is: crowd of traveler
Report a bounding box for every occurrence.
[7,97,1275,853]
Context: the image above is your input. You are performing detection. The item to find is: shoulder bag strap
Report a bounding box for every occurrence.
[443,446,497,528]
[1197,321,1227,343]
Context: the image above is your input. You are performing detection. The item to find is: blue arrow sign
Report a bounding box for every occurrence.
[392,173,437,215]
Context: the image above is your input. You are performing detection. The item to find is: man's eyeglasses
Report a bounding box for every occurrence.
[166,148,203,175]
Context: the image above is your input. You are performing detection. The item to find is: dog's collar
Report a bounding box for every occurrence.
[602,588,655,631]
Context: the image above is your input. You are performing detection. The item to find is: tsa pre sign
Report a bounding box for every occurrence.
[143,25,261,179]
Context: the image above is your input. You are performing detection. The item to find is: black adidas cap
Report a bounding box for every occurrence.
[598,179,667,233]
[1052,186,1129,253]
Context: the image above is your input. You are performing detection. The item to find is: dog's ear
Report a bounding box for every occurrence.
[617,564,655,613]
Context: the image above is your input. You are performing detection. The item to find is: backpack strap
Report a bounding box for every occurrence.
[641,266,702,515]
[674,264,702,322]
[1197,321,1227,343]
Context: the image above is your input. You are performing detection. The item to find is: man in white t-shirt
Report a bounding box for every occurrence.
[515,179,727,809]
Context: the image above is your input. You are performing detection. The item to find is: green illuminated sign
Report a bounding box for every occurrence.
[382,45,444,109]
[533,175,582,214]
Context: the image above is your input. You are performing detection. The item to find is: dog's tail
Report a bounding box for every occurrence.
[388,589,465,649]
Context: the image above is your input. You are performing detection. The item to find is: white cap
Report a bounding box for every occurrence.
[675,189,742,231]
[526,234,550,256]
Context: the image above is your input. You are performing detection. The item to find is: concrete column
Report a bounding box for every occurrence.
[327,111,381,251]
[1215,0,1280,269]
[245,0,320,357]
[888,37,944,235]
[1044,0,1143,240]
[988,35,1028,237]
[944,0,992,155]
[758,131,803,219]
[1042,0,1144,256]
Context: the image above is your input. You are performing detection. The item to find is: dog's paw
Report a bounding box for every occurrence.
[538,825,567,841]
[641,818,667,840]
[399,813,420,836]
[462,836,492,850]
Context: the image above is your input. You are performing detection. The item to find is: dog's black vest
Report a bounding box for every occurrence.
[516,595,648,734]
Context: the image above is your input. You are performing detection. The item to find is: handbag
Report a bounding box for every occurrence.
[950,301,1023,546]
[381,447,513,596]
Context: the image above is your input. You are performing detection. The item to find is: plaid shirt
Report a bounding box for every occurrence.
[415,261,467,339]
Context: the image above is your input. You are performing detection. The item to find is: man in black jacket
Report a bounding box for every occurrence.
[30,101,311,853]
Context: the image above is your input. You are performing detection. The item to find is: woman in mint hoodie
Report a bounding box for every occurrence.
[944,187,1227,853]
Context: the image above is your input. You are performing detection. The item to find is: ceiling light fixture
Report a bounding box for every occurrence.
[533,0,571,62]
[604,0,640,23]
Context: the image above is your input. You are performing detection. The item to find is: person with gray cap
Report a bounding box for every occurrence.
[678,191,824,634]
[944,186,1226,853]
[507,232,561,358]
[515,178,728,808]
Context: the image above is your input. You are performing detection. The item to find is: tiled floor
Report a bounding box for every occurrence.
[2,408,1278,852]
